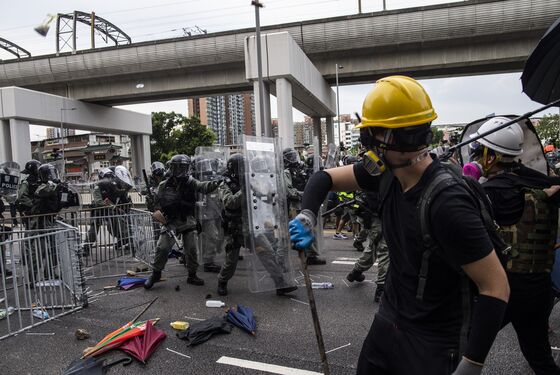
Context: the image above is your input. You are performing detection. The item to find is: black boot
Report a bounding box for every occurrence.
[144,271,161,289]
[187,273,204,286]
[204,262,221,273]
[353,240,364,252]
[276,285,298,296]
[346,269,365,283]
[217,281,228,296]
[374,284,384,302]
[306,256,326,265]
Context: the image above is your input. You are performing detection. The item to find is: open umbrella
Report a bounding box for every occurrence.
[227,304,257,336]
[62,356,132,375]
[119,320,166,363]
[82,319,158,358]
[117,277,147,290]
[177,316,233,346]
[521,16,560,104]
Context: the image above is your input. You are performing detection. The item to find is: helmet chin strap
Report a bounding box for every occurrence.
[386,150,430,170]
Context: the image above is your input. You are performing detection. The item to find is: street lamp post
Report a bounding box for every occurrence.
[335,64,344,145]
[60,107,76,179]
[252,0,269,137]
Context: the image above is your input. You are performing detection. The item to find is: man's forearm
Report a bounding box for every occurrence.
[301,171,333,216]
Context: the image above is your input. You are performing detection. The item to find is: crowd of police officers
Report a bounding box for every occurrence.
[2,75,560,374]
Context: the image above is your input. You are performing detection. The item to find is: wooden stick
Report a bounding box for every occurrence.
[132,297,158,323]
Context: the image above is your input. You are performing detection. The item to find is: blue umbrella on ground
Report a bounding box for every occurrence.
[226,304,256,336]
[117,277,147,290]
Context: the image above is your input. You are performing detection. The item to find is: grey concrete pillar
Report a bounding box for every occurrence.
[8,119,32,167]
[253,80,272,137]
[0,120,12,163]
[326,116,334,145]
[312,116,322,154]
[131,134,151,178]
[276,78,294,149]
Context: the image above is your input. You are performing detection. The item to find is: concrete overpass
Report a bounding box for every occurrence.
[0,0,558,107]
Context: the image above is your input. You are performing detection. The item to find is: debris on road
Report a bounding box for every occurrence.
[205,300,225,308]
[166,347,191,359]
[312,282,334,289]
[117,277,148,290]
[170,321,189,331]
[227,305,257,336]
[75,329,90,340]
[120,320,167,363]
[177,316,233,346]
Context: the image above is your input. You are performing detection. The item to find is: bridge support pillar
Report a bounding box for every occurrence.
[276,78,294,148]
[1,119,32,167]
[130,134,151,179]
[326,116,334,146]
[253,81,271,137]
[312,117,322,154]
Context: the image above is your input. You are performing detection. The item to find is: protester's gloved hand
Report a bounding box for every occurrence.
[288,209,316,251]
[452,358,483,375]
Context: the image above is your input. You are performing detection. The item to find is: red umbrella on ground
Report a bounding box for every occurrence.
[119,320,166,363]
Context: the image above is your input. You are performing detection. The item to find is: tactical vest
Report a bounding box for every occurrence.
[500,188,558,274]
[158,178,196,220]
[291,168,308,191]
[223,178,243,220]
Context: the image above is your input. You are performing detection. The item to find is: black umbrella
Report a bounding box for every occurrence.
[62,356,132,375]
[521,16,560,104]
[176,316,233,346]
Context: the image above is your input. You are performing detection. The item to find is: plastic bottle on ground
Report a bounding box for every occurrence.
[312,282,334,289]
[206,300,225,308]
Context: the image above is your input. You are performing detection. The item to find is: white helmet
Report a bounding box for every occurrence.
[470,116,524,156]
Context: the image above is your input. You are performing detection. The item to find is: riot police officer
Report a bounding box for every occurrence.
[144,154,220,289]
[142,161,165,213]
[283,148,325,265]
[216,154,297,297]
[16,160,41,222]
[467,117,560,375]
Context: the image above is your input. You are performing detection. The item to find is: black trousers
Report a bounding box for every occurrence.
[357,314,459,375]
[503,272,560,375]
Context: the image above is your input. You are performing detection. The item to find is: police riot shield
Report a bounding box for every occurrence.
[242,136,296,292]
[0,162,20,204]
[459,115,548,175]
[311,137,325,254]
[324,143,339,169]
[194,146,229,264]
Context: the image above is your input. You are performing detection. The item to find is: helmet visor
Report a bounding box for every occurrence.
[114,166,133,189]
[170,163,190,178]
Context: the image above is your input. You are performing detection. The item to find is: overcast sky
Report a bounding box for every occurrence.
[1,0,557,139]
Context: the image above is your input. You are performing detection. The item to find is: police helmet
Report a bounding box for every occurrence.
[169,154,191,178]
[151,161,165,178]
[98,167,114,180]
[38,164,60,183]
[23,160,41,175]
[114,166,133,190]
[283,148,300,168]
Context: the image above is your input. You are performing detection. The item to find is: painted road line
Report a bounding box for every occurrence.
[335,257,359,261]
[332,261,356,265]
[216,356,323,375]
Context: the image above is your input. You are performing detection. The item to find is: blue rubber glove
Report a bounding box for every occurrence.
[288,209,316,251]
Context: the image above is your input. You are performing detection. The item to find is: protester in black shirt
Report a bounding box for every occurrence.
[289,76,509,375]
[467,116,560,375]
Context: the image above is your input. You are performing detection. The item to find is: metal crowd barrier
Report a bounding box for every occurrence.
[0,221,87,340]
[61,205,156,279]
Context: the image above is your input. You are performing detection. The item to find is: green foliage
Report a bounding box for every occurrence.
[431,128,444,147]
[535,114,560,144]
[150,112,216,162]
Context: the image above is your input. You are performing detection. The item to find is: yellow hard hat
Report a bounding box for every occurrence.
[357,76,437,129]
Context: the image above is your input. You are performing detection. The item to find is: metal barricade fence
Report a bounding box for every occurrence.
[60,205,156,279]
[0,220,87,340]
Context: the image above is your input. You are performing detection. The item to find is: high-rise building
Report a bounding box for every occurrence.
[46,127,75,139]
[188,93,255,146]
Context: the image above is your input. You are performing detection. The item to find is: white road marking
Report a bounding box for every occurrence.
[342,279,350,288]
[335,257,359,261]
[216,356,323,375]
[325,343,351,354]
[290,298,310,306]
[332,261,356,265]
[166,347,191,359]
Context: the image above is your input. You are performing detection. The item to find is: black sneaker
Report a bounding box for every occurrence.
[187,274,205,286]
[276,285,298,296]
[374,284,384,302]
[144,271,161,289]
[306,256,326,265]
[346,270,365,283]
[204,262,221,273]
[217,281,228,296]
[353,241,364,252]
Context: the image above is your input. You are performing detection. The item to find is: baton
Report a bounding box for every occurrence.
[295,246,330,375]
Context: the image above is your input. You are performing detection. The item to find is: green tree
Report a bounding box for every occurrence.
[150,112,216,162]
[535,114,560,144]
[431,128,444,147]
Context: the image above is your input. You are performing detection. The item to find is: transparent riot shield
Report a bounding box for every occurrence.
[242,136,296,292]
[311,137,325,254]
[459,116,548,174]
[194,146,229,265]
[324,143,339,169]
[0,162,20,204]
